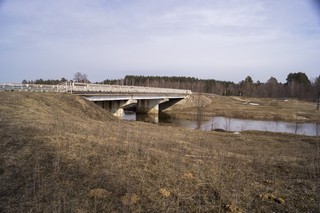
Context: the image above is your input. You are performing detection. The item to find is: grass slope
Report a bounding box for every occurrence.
[0,92,319,212]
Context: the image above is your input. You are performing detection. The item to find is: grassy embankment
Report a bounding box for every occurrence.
[0,92,319,212]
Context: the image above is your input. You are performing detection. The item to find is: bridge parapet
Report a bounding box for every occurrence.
[0,82,192,95]
[0,83,68,92]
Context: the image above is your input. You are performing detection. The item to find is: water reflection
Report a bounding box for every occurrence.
[204,117,319,136]
[121,111,320,136]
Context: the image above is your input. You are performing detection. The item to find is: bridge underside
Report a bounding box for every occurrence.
[92,98,183,116]
[94,98,183,116]
[81,93,188,116]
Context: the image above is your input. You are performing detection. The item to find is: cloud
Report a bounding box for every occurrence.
[0,0,319,83]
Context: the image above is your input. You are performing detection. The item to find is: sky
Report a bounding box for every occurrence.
[0,0,320,83]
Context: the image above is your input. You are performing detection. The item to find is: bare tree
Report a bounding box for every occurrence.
[73,72,90,83]
[240,76,254,97]
[196,93,204,129]
[266,77,279,98]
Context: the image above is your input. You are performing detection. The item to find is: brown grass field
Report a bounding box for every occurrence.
[167,93,320,122]
[0,92,319,212]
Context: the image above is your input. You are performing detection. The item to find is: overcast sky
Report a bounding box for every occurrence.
[1,0,319,83]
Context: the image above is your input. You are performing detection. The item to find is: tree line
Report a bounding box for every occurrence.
[103,73,320,101]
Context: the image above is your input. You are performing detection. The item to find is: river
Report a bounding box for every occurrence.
[122,112,320,136]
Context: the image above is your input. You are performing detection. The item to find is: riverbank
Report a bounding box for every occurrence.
[0,92,319,212]
[165,94,320,123]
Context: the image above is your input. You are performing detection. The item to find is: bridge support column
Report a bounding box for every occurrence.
[137,99,160,114]
[94,100,127,114]
[113,99,137,117]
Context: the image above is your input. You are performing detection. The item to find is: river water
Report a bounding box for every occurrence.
[122,112,320,136]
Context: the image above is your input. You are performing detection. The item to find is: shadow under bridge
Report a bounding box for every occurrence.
[81,93,188,116]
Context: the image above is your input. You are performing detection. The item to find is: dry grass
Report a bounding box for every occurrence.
[0,91,319,212]
[167,94,320,122]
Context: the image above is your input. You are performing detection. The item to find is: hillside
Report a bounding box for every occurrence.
[0,92,319,212]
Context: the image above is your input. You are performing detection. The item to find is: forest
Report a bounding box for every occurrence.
[23,72,320,101]
[103,72,320,101]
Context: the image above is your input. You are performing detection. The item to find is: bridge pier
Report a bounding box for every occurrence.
[136,99,161,114]
[94,100,128,114]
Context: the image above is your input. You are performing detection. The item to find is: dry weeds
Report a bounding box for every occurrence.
[0,91,319,212]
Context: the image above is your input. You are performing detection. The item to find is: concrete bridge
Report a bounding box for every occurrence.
[0,82,191,116]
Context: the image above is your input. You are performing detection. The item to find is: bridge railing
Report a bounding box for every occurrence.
[0,83,69,92]
[71,83,192,94]
[0,82,192,95]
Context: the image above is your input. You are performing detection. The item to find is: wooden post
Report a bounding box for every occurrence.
[317,92,320,110]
